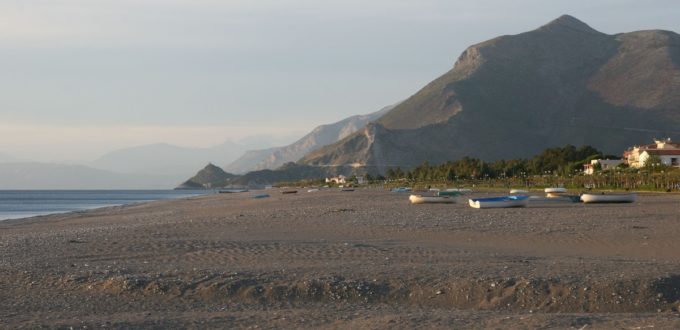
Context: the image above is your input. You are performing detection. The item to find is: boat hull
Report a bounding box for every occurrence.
[545,188,567,193]
[409,195,456,204]
[468,195,529,209]
[581,193,636,203]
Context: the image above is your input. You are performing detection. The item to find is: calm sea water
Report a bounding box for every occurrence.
[0,190,211,221]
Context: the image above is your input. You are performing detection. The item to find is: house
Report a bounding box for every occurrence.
[583,159,624,175]
[325,175,346,184]
[624,138,680,168]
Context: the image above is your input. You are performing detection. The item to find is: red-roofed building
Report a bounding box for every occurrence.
[624,138,680,168]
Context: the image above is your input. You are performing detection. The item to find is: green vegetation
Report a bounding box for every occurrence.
[382,145,680,192]
[385,145,604,181]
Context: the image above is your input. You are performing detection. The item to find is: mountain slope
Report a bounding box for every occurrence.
[224,105,395,173]
[302,15,680,172]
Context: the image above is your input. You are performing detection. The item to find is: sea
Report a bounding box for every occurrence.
[0,190,211,221]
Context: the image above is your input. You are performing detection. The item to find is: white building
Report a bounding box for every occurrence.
[325,175,347,184]
[624,138,680,168]
[583,159,624,175]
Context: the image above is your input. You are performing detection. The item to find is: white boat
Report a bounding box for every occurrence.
[218,188,248,193]
[468,195,529,209]
[544,187,567,193]
[509,189,528,194]
[444,188,472,193]
[307,189,319,193]
[581,193,636,203]
[409,194,456,204]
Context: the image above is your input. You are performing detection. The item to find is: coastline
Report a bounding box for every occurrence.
[2,188,680,328]
[0,189,210,223]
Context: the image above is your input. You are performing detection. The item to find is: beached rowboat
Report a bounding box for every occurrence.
[252,194,270,199]
[580,193,636,203]
[545,187,567,193]
[437,190,462,196]
[281,190,298,194]
[509,189,528,194]
[218,188,248,193]
[409,194,456,204]
[468,195,529,209]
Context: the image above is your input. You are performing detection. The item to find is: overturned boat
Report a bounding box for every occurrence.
[409,194,456,204]
[468,195,529,209]
[581,193,636,203]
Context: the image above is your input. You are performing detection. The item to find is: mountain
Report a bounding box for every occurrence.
[224,105,395,173]
[0,153,16,163]
[302,15,680,173]
[91,138,285,182]
[176,163,238,189]
[0,162,176,189]
[232,162,338,185]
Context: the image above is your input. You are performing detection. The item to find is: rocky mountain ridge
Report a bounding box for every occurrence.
[301,15,680,173]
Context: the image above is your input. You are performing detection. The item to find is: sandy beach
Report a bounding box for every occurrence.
[2,189,680,328]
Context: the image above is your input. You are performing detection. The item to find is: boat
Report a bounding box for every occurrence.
[544,187,567,193]
[409,194,456,204]
[437,190,462,196]
[281,190,298,194]
[468,195,529,209]
[444,188,472,193]
[509,189,528,194]
[307,188,319,193]
[252,193,270,199]
[218,188,248,193]
[581,193,636,203]
[391,187,412,193]
[341,188,355,192]
[529,195,581,203]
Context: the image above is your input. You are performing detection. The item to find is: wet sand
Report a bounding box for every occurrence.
[2,189,680,328]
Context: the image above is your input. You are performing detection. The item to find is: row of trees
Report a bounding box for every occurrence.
[384,145,610,181]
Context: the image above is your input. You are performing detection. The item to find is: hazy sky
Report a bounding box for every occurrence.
[1,0,679,162]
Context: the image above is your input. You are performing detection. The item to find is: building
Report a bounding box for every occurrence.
[583,159,624,175]
[325,175,347,184]
[624,138,680,168]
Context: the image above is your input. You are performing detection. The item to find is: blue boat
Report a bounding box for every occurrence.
[468,195,529,209]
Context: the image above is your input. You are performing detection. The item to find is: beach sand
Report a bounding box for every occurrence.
[2,189,680,328]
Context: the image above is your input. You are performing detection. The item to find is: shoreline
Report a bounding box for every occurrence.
[0,189,211,223]
[2,188,680,328]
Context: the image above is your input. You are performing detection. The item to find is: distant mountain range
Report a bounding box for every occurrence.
[0,137,291,189]
[0,153,16,163]
[0,162,175,189]
[224,104,396,173]
[178,15,680,188]
[90,137,289,181]
[301,15,680,173]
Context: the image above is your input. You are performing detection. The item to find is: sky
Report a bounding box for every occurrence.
[1,0,679,162]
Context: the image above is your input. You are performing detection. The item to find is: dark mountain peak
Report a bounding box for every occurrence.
[176,163,236,189]
[203,163,221,170]
[540,15,600,34]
